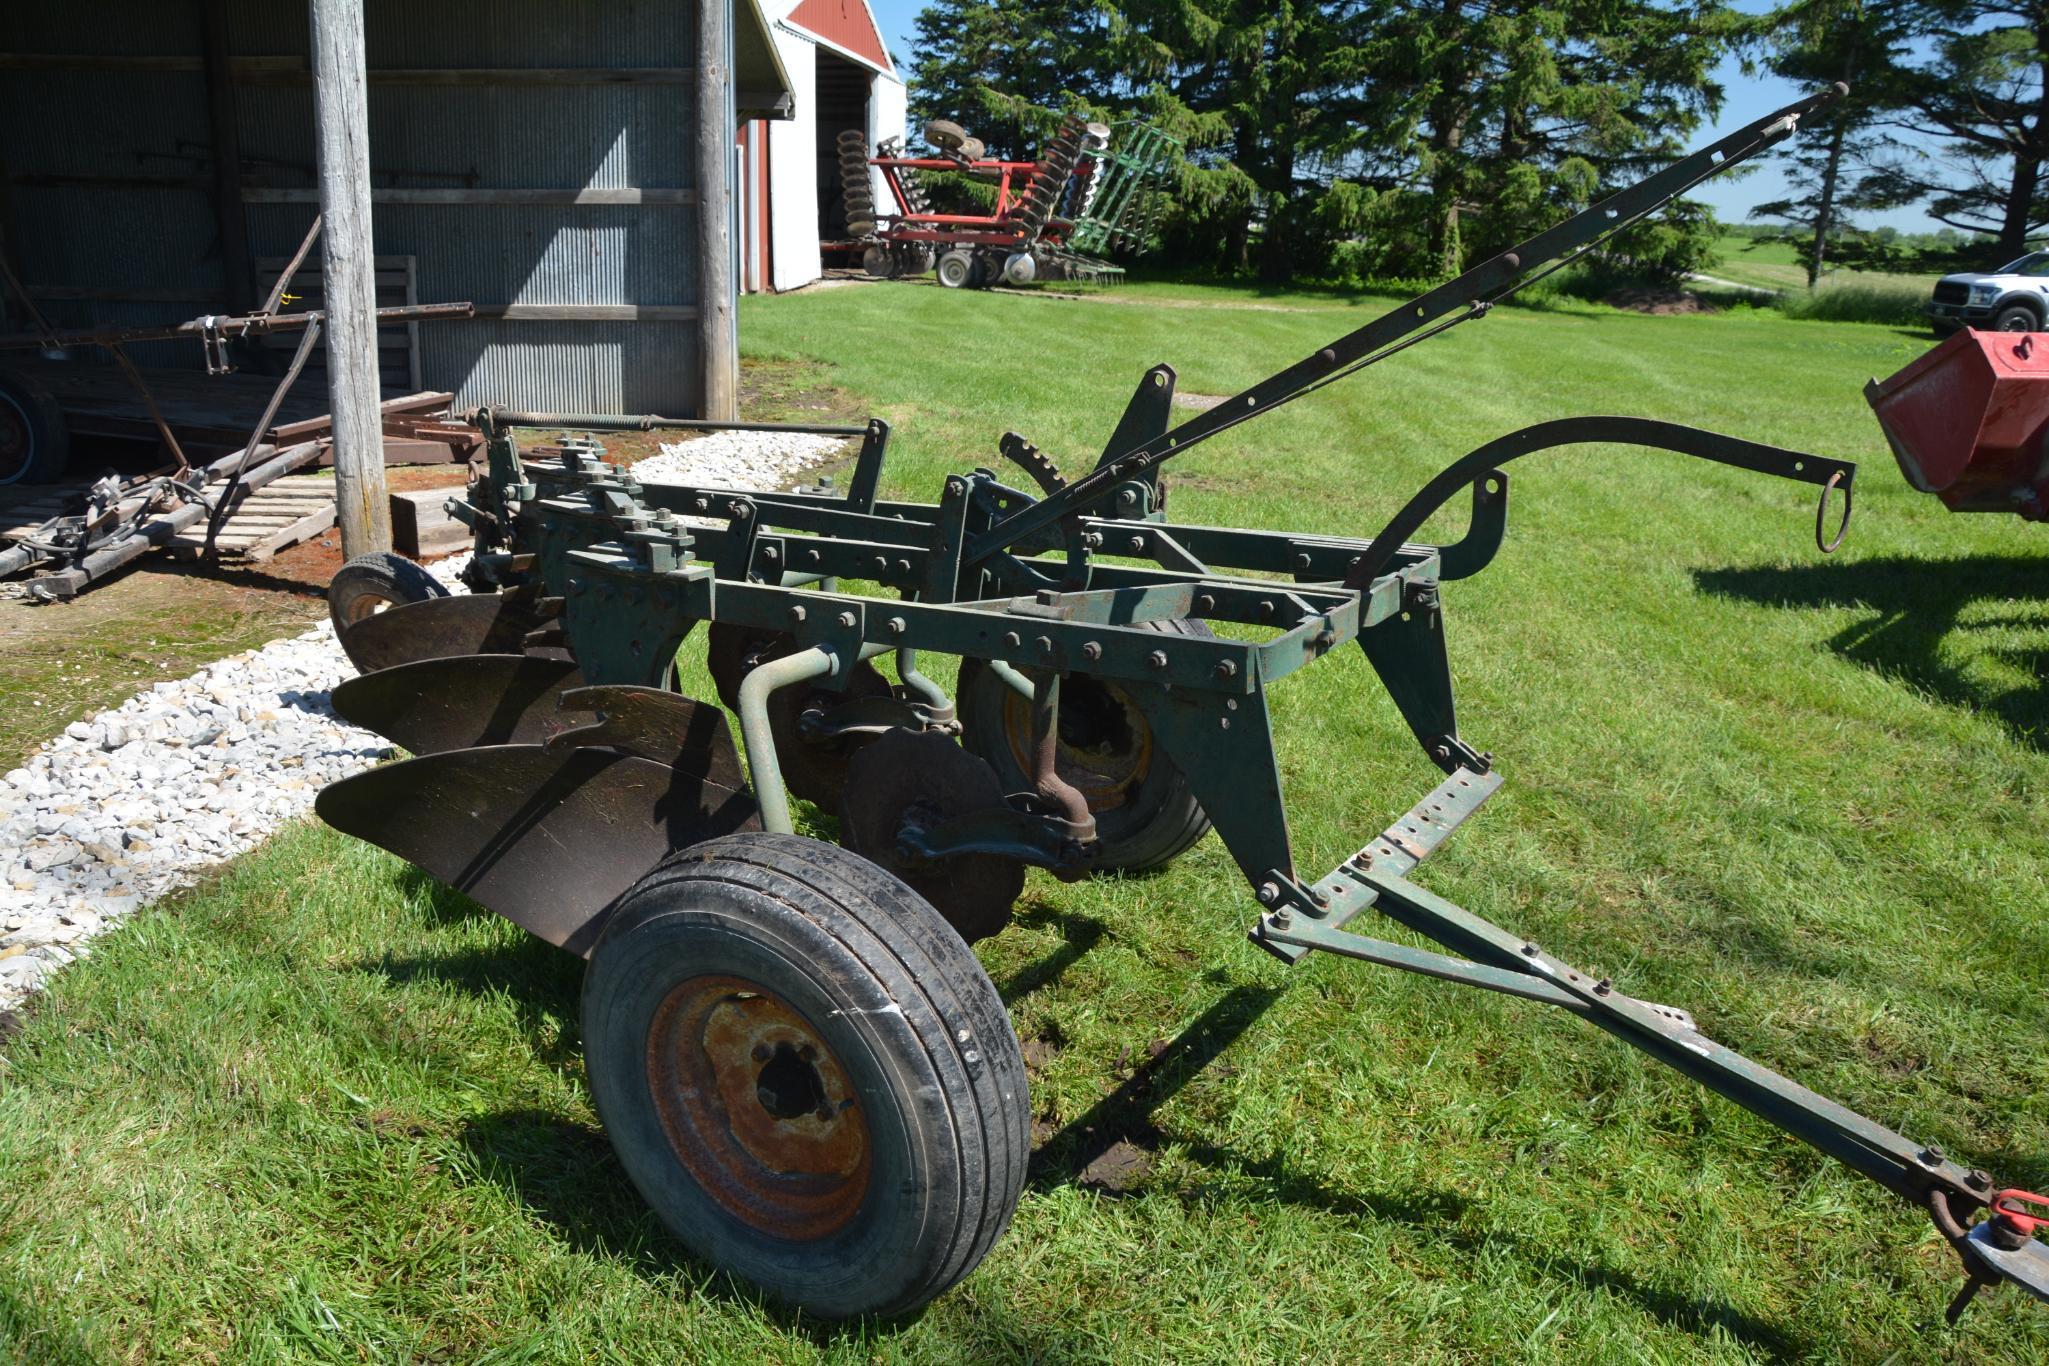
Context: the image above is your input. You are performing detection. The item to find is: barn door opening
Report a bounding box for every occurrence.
[815,49,875,264]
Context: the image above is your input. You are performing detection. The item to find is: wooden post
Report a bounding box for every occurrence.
[696,0,737,420]
[309,0,391,556]
[199,0,256,312]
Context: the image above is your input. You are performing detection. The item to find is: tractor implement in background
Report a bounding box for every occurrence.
[315,84,2048,1327]
[840,113,1179,288]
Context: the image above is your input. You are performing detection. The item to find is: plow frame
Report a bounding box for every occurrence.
[331,83,2048,1319]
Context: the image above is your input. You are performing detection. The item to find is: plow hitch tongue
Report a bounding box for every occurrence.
[307,82,2046,1325]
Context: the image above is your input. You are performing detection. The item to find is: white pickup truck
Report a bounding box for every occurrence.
[1928,252,2049,333]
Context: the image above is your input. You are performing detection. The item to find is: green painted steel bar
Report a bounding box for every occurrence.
[965,84,1848,566]
[737,646,840,833]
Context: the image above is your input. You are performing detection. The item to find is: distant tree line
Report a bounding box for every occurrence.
[904,0,2049,285]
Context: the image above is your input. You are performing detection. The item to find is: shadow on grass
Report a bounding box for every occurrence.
[1028,984,1815,1358]
[1695,554,2049,748]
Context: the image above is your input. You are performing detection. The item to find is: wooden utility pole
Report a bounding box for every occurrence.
[696,0,737,420]
[309,0,391,555]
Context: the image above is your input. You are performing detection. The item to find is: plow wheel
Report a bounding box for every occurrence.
[862,245,898,278]
[705,623,894,808]
[581,833,1028,1319]
[923,119,968,152]
[839,729,1025,944]
[328,552,448,642]
[957,620,1213,872]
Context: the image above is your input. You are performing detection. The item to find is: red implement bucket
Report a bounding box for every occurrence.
[1866,328,2049,519]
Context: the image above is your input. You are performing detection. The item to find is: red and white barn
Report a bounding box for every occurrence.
[736,0,907,292]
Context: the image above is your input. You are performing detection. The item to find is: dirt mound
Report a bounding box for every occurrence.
[1603,286,1720,315]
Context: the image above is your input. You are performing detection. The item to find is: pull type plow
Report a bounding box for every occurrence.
[317,85,2048,1324]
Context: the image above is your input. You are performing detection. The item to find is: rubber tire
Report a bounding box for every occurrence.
[957,618,1213,872]
[327,551,449,639]
[582,834,1029,1320]
[0,369,69,486]
[957,137,986,162]
[936,251,975,289]
[1993,303,2041,332]
[924,119,967,152]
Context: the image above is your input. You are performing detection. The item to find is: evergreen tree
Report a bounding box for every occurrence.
[1386,0,1745,278]
[1749,0,1912,286]
[1855,0,2049,258]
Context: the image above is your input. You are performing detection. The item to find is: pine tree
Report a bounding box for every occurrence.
[1858,0,2049,259]
[1749,0,1911,285]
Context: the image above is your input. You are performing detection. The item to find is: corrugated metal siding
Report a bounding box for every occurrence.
[0,0,703,412]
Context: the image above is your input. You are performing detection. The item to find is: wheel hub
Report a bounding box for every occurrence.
[1000,674,1152,811]
[646,974,871,1240]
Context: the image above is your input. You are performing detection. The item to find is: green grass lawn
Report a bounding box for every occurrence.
[3,282,2046,1362]
[1704,233,1939,296]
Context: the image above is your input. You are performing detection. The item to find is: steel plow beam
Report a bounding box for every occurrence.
[316,744,760,954]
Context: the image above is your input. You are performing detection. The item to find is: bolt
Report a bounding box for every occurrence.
[1594,978,1612,996]
[1036,588,1060,606]
[896,558,913,575]
[805,548,822,566]
[1002,631,1021,648]
[1082,532,1103,549]
[1081,641,1102,662]
[695,497,709,511]
[1296,553,1312,570]
[732,502,752,521]
[1146,649,1169,670]
[1117,489,1136,507]
[1920,1145,1946,1167]
[872,556,888,573]
[1037,635,1055,656]
[1270,907,1293,930]
[788,605,808,625]
[1129,535,1146,552]
[837,611,857,629]
[945,477,966,498]
[1213,659,1237,681]
[1196,594,1216,613]
[1256,882,1280,906]
[751,1044,772,1062]
[762,545,780,562]
[887,616,907,636]
[1970,1169,1994,1189]
[1521,942,1539,957]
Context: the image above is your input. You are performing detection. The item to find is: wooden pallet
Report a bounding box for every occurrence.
[165,476,336,563]
[0,480,91,543]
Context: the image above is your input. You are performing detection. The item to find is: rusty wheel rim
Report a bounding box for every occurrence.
[646,974,872,1240]
[998,673,1153,812]
[340,590,401,627]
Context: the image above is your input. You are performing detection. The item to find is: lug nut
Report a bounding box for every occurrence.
[1256,882,1280,906]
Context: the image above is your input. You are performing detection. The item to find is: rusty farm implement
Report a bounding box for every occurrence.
[838,113,1176,287]
[314,86,2048,1323]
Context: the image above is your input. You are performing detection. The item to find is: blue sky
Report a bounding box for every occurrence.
[862,0,1944,233]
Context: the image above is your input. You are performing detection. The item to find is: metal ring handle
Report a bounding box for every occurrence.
[1816,469,1852,553]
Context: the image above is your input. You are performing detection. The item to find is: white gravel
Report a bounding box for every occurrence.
[0,429,847,1015]
[632,428,854,489]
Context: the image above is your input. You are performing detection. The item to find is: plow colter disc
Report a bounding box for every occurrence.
[337,591,558,674]
[317,743,760,954]
[331,655,585,755]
